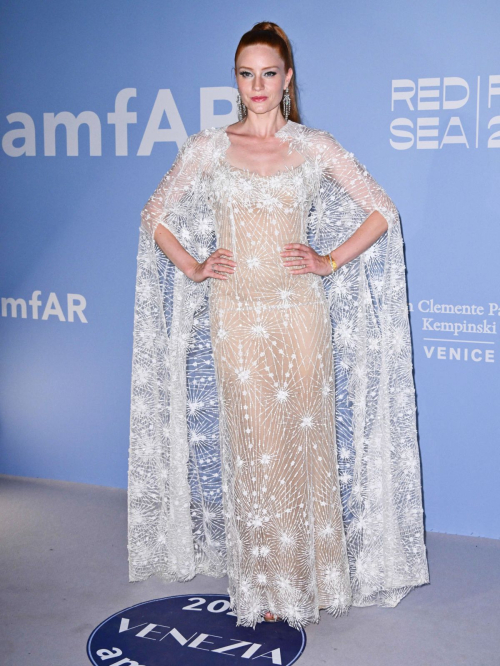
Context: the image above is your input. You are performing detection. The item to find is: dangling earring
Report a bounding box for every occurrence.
[282,87,291,121]
[236,92,247,121]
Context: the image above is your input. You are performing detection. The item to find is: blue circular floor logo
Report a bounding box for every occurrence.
[87,594,306,665]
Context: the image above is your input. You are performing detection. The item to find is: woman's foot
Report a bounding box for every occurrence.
[264,611,282,622]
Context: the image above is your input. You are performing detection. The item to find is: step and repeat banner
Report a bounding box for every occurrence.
[1,0,498,539]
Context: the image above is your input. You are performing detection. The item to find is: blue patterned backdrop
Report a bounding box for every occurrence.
[0,0,498,539]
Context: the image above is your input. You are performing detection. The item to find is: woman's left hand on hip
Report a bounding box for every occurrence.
[280,243,332,276]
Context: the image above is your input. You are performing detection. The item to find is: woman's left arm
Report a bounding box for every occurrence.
[282,210,388,275]
[281,131,397,276]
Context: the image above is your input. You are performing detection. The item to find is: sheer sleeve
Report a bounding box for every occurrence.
[316,131,399,235]
[141,136,191,238]
[140,132,215,264]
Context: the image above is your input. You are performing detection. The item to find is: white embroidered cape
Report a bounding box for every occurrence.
[128,120,430,626]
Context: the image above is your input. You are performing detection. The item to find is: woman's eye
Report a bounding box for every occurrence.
[239,71,277,78]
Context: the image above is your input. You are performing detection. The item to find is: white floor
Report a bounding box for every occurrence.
[1,473,498,666]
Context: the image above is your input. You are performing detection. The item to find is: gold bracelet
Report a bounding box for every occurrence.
[325,253,338,274]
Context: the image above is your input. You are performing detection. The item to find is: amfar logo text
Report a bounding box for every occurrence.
[1,88,237,157]
[390,75,500,149]
[1,291,87,322]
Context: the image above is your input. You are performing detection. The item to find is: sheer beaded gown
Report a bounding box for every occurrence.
[128,121,430,633]
[208,141,352,626]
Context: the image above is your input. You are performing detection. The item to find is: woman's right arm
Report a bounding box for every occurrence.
[153,223,236,282]
[141,134,236,282]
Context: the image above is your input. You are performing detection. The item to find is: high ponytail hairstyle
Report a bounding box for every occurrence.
[234,21,301,124]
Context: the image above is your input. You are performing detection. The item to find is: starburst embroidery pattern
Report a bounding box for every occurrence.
[128,121,429,632]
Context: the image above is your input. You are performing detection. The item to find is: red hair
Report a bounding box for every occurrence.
[234,21,301,124]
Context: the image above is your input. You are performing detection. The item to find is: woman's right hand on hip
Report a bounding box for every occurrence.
[187,248,237,282]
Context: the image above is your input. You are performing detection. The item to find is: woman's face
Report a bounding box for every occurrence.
[235,43,293,119]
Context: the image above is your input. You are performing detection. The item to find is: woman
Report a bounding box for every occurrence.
[128,22,430,630]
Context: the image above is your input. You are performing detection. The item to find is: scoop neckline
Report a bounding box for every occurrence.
[222,156,306,179]
[221,120,305,179]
